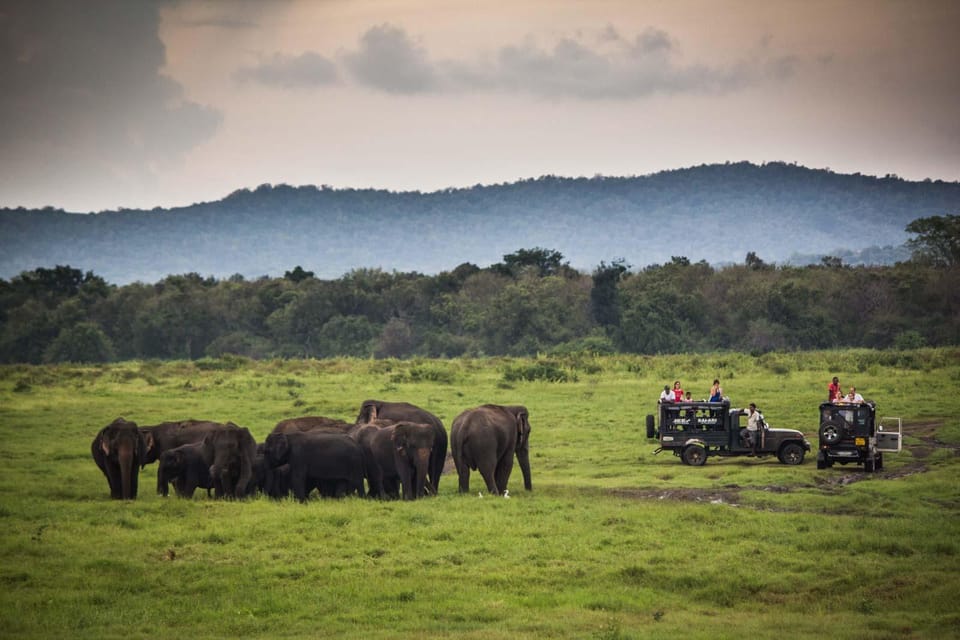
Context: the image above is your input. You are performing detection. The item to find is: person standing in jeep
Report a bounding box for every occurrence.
[828,376,842,402]
[742,403,760,451]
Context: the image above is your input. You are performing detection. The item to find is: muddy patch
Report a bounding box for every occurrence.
[610,486,744,506]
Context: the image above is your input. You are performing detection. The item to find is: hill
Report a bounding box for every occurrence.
[2,161,958,284]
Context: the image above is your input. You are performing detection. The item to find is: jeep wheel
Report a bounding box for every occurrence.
[876,453,883,470]
[819,421,844,445]
[779,442,805,465]
[682,444,707,466]
[646,414,656,439]
[864,457,875,472]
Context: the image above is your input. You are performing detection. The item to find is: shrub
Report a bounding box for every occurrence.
[42,323,115,363]
[501,360,577,383]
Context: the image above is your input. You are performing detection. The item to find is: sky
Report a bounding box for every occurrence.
[1,0,958,213]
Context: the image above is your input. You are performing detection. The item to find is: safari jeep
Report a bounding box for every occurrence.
[646,399,811,466]
[816,400,902,472]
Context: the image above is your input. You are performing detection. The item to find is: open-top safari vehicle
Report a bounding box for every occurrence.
[646,399,811,466]
[816,400,902,472]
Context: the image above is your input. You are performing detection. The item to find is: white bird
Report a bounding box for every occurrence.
[478,492,483,499]
[503,490,510,499]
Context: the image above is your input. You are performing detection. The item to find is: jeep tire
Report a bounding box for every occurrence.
[682,444,707,466]
[778,442,805,465]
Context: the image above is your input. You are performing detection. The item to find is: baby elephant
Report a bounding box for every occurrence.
[157,442,213,498]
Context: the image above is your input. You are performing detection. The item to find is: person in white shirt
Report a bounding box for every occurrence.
[659,385,672,403]
[844,387,864,403]
[742,403,761,450]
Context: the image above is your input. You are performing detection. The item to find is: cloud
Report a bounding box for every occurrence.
[0,0,221,209]
[340,23,438,94]
[480,28,787,99]
[242,23,794,100]
[235,52,339,88]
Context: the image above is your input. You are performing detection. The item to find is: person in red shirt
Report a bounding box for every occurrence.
[672,380,684,402]
[828,376,842,402]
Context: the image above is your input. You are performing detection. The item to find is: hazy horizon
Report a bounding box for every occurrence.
[2,0,958,213]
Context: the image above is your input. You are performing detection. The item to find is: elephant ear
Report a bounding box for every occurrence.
[390,427,407,451]
[100,433,111,456]
[143,431,155,454]
[516,410,530,445]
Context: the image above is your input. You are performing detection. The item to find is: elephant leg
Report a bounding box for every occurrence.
[130,464,140,498]
[454,456,471,493]
[291,470,309,502]
[367,466,384,498]
[494,454,515,496]
[457,467,471,493]
[471,448,500,495]
[353,473,365,498]
[477,463,500,495]
[157,469,167,496]
[384,476,401,499]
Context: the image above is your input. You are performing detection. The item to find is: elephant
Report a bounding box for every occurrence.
[157,442,213,498]
[272,415,359,436]
[201,424,258,499]
[139,420,232,495]
[356,421,436,500]
[92,418,148,500]
[263,431,365,502]
[356,400,447,495]
[139,419,227,465]
[450,404,532,496]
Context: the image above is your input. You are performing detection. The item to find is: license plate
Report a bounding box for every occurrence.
[855,437,866,446]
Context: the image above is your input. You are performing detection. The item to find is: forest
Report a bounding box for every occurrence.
[1,218,958,364]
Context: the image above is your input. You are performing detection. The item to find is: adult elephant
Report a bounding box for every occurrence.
[272,416,360,437]
[91,418,147,500]
[356,400,447,495]
[357,421,436,500]
[201,424,257,499]
[157,442,212,498]
[139,419,226,465]
[140,420,232,495]
[263,431,365,502]
[450,404,532,496]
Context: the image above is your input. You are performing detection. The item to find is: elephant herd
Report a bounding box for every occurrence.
[91,400,533,502]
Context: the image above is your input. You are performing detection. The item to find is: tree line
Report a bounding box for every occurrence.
[1,217,958,364]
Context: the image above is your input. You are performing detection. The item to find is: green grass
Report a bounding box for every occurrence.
[1,349,959,638]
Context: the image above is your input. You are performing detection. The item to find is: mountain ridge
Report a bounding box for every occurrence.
[3,161,958,284]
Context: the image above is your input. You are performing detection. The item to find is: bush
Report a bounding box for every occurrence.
[42,323,115,363]
[501,360,577,383]
[893,330,926,350]
[194,354,250,371]
[549,334,617,356]
[205,332,274,359]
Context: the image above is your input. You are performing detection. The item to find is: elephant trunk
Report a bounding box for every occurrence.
[414,447,431,498]
[118,440,135,500]
[516,446,532,491]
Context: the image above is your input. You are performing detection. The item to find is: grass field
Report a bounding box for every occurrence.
[1,350,958,639]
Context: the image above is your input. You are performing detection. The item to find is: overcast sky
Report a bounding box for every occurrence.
[1,0,958,212]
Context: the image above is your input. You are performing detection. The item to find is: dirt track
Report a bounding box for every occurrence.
[613,420,957,505]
